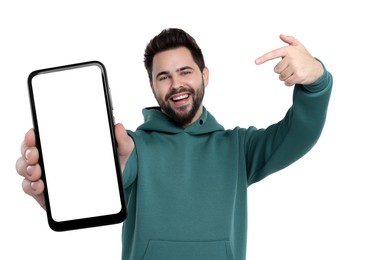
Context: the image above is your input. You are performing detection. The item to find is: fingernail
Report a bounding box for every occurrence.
[31,182,37,191]
[25,149,31,162]
[26,166,33,177]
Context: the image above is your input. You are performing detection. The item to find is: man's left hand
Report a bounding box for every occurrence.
[255,35,324,86]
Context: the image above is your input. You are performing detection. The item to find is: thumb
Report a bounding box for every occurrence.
[114,123,134,172]
[279,34,300,46]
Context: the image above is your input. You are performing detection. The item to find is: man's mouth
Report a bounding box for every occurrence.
[170,93,191,106]
[172,94,189,102]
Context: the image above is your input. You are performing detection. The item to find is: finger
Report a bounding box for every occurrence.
[22,179,46,209]
[27,164,42,181]
[16,157,42,180]
[16,156,28,177]
[279,66,295,82]
[255,46,289,65]
[24,128,36,147]
[22,178,45,195]
[24,147,39,165]
[274,57,289,74]
[23,179,44,196]
[20,128,37,159]
[279,34,300,46]
[284,74,298,87]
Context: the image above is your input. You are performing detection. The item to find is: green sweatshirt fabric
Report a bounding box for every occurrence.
[121,69,332,260]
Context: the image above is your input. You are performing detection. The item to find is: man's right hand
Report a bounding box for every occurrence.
[16,128,46,209]
[15,123,134,210]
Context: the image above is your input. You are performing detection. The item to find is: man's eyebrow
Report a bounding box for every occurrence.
[177,66,194,72]
[155,66,194,80]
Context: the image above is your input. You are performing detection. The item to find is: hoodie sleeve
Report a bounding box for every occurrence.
[245,63,333,186]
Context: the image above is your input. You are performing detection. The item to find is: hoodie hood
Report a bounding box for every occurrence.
[136,106,224,135]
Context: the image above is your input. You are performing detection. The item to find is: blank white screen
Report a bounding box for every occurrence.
[31,65,121,222]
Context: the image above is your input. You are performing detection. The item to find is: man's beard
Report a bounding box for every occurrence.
[156,82,205,127]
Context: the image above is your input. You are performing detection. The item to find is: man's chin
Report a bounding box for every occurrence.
[164,107,196,127]
[161,94,203,127]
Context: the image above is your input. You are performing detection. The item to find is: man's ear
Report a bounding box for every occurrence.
[202,67,209,87]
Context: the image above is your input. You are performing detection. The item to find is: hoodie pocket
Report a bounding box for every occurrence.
[143,240,234,260]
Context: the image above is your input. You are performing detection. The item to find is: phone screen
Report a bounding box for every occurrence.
[28,61,126,231]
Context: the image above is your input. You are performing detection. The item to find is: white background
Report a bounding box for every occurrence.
[1,0,389,259]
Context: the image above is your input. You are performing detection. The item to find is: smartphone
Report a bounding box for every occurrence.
[27,61,127,231]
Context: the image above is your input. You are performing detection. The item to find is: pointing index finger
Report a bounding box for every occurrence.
[255,46,288,65]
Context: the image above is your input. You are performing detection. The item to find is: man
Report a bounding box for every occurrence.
[16,28,332,260]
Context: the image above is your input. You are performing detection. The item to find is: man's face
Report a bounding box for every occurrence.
[150,47,209,127]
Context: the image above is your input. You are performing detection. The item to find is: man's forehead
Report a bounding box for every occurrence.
[152,47,195,69]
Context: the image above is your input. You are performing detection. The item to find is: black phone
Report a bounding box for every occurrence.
[27,61,127,231]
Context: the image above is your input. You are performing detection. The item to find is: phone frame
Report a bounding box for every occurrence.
[27,61,127,231]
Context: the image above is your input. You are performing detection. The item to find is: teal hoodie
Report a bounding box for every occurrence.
[122,69,332,260]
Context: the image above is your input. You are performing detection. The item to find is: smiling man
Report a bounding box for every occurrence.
[150,47,208,127]
[17,28,332,260]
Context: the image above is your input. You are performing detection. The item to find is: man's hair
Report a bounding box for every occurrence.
[144,28,205,81]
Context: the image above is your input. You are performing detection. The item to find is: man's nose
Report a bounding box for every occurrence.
[171,75,183,90]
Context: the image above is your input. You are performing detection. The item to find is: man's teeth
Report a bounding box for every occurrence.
[172,94,189,101]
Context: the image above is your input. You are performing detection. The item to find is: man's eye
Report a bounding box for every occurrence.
[181,71,191,76]
[158,75,168,81]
